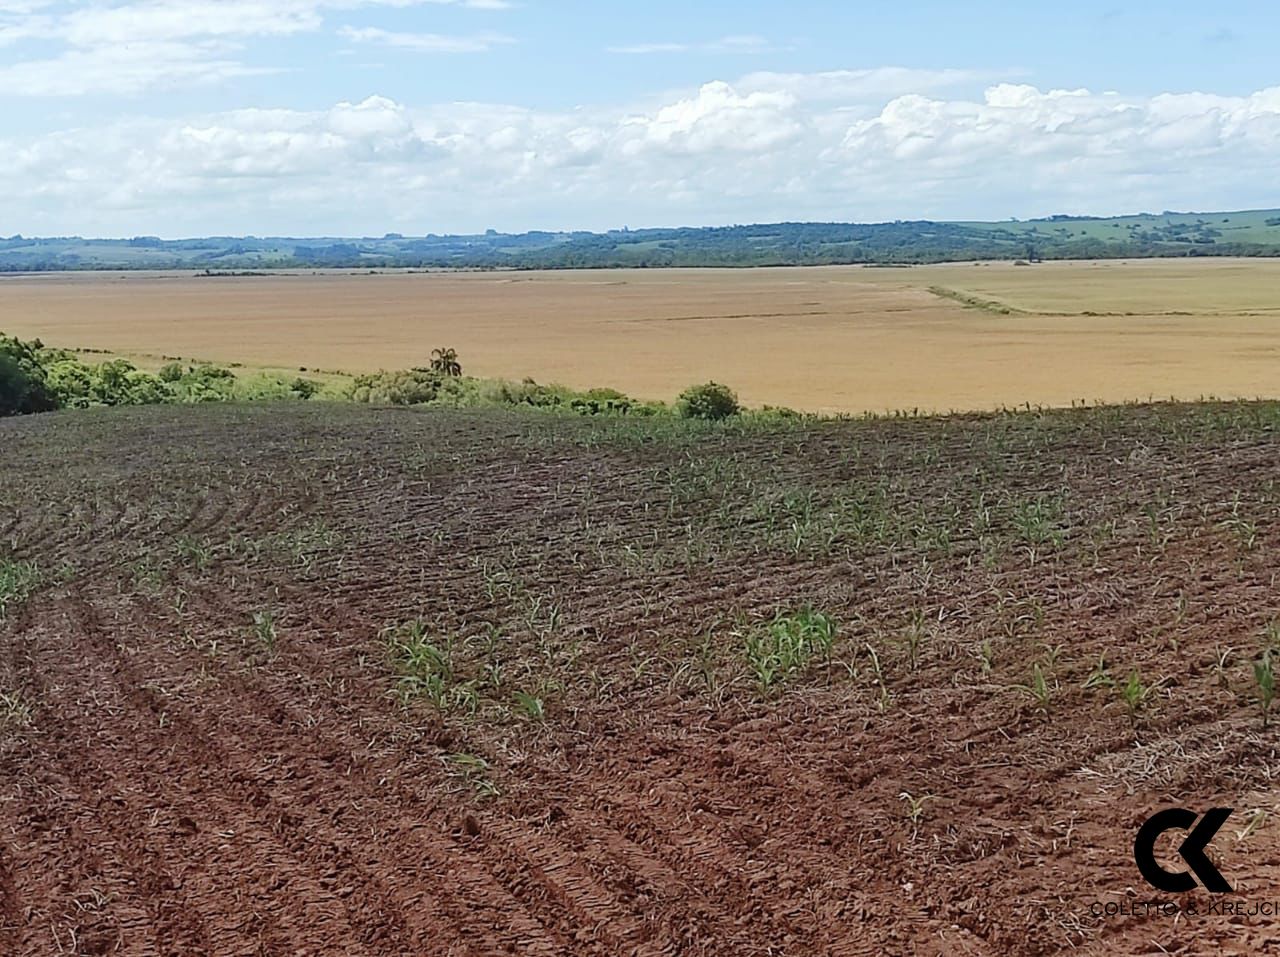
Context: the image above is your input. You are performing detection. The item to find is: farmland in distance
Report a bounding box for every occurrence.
[3,257,1280,414]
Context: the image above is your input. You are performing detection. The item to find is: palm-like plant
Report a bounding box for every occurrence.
[430,347,462,377]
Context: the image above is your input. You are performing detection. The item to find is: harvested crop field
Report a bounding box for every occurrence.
[4,257,1280,414]
[5,401,1280,954]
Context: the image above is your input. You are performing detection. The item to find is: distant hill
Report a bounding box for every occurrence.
[3,209,1279,271]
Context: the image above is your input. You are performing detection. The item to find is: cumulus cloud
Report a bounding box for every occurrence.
[3,73,1279,235]
[628,81,801,154]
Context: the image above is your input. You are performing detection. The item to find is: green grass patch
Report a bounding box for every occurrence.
[0,560,42,619]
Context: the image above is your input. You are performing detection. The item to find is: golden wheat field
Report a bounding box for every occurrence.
[2,258,1279,413]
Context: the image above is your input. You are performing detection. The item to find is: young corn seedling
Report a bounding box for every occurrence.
[865,642,891,712]
[1222,500,1259,551]
[1119,670,1155,727]
[511,691,545,722]
[1012,496,1065,552]
[444,752,501,799]
[901,609,929,671]
[1018,663,1053,712]
[1174,590,1189,625]
[1082,654,1115,691]
[174,535,214,570]
[387,619,468,711]
[976,640,995,676]
[251,610,278,657]
[900,791,932,839]
[744,607,836,694]
[1254,651,1276,729]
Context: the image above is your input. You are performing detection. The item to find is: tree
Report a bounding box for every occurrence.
[0,352,57,416]
[430,348,462,377]
[0,334,58,416]
[678,382,740,421]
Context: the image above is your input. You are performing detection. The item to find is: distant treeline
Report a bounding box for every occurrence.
[3,210,1279,271]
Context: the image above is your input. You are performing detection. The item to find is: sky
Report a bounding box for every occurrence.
[2,0,1279,237]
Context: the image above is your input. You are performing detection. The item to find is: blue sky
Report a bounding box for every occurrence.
[2,0,1278,236]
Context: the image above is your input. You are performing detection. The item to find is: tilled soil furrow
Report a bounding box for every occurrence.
[11,617,379,956]
[559,814,736,955]
[0,842,22,957]
[550,772,802,952]
[93,585,579,956]
[476,817,653,953]
[131,576,748,956]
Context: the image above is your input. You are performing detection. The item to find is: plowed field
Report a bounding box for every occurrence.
[4,401,1280,955]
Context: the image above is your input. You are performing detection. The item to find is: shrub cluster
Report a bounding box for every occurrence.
[345,372,671,417]
[2,331,747,424]
[0,332,320,416]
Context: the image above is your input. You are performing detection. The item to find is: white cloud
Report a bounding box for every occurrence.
[0,7,51,44]
[58,1,324,45]
[0,0,56,11]
[0,39,279,95]
[0,0,513,93]
[376,0,513,7]
[630,80,800,153]
[4,74,1280,235]
[736,67,985,103]
[434,0,511,8]
[608,34,774,55]
[339,24,512,53]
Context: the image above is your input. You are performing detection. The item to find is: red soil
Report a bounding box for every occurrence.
[3,403,1280,955]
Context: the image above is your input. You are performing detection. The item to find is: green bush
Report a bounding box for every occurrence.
[630,401,668,416]
[158,361,185,383]
[678,381,740,421]
[168,364,237,403]
[488,378,564,409]
[349,368,441,405]
[82,360,169,406]
[44,359,94,408]
[234,374,319,401]
[123,370,168,406]
[89,359,138,405]
[570,387,632,416]
[0,333,48,374]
